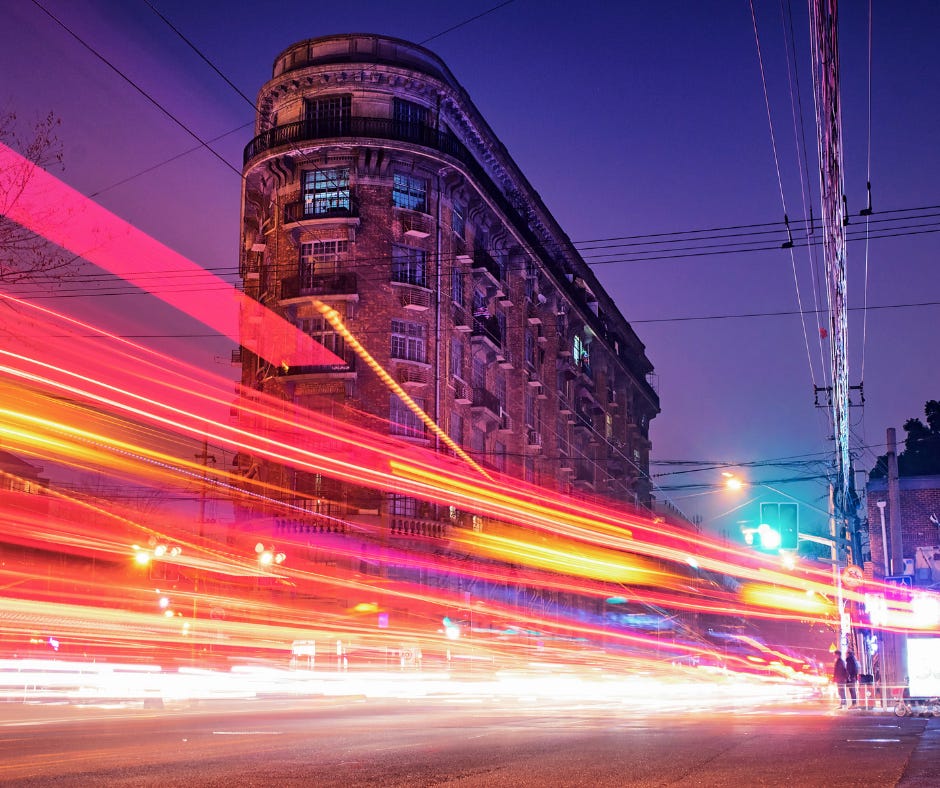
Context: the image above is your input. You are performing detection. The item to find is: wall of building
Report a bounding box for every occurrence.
[236,34,660,535]
[867,475,940,584]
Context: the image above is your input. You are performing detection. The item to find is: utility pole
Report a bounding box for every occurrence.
[886,428,904,575]
[195,437,216,539]
[811,0,862,565]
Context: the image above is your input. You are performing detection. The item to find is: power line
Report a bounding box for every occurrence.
[29,0,241,178]
[420,0,518,45]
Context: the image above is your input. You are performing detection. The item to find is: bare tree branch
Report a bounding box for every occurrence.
[0,110,79,284]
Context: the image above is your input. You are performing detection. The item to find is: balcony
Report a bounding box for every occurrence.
[526,302,542,325]
[278,350,357,378]
[245,116,472,164]
[452,305,472,332]
[454,380,472,405]
[280,272,358,301]
[574,462,595,487]
[573,410,594,433]
[470,316,502,352]
[390,516,446,539]
[470,387,501,421]
[243,116,579,344]
[471,248,502,286]
[495,348,514,369]
[283,196,359,226]
[454,240,473,266]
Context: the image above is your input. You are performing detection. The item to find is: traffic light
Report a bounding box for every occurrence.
[778,502,798,550]
[759,502,799,551]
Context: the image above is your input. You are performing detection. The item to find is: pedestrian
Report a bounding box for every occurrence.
[832,651,848,708]
[845,649,860,708]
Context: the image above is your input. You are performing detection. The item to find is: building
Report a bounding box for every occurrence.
[235,34,660,536]
[866,475,940,587]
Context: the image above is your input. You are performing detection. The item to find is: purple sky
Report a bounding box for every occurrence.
[2,0,938,537]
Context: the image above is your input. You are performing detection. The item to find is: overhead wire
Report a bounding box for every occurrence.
[29,0,242,178]
[781,0,829,388]
[749,0,818,391]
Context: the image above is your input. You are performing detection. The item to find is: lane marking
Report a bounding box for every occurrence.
[212,731,282,735]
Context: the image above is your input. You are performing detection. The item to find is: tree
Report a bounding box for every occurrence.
[869,400,940,479]
[0,110,76,283]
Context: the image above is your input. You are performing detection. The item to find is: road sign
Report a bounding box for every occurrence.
[885,575,913,588]
[884,575,913,602]
[841,565,864,588]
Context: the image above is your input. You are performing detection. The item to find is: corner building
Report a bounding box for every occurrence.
[238,34,660,535]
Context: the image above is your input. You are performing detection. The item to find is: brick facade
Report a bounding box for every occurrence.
[235,35,660,535]
[866,475,940,585]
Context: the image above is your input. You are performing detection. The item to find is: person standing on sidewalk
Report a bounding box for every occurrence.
[832,651,849,708]
[845,649,860,708]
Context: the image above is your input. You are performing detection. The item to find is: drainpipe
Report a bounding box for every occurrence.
[435,172,443,455]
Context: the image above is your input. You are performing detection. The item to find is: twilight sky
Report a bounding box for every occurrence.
[2,0,938,537]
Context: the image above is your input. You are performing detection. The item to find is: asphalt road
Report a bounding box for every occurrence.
[0,696,935,787]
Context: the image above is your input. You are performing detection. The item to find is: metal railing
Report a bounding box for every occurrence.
[244,114,659,409]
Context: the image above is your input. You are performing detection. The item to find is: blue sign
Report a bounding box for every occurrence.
[885,575,913,588]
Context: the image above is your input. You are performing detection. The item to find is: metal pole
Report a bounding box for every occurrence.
[876,501,889,576]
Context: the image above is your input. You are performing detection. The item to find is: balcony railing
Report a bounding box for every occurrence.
[470,316,501,348]
[283,197,359,224]
[245,116,470,165]
[278,350,357,376]
[471,247,502,283]
[244,114,659,413]
[280,272,358,300]
[470,387,501,418]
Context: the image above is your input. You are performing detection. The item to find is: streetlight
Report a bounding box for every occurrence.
[722,472,743,492]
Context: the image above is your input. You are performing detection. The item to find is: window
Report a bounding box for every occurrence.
[470,427,486,457]
[390,394,426,439]
[393,173,427,212]
[299,317,345,359]
[302,168,349,216]
[494,441,507,474]
[472,290,488,318]
[471,356,486,389]
[524,457,535,484]
[524,262,537,301]
[449,413,463,446]
[388,494,417,517]
[452,200,466,238]
[304,95,350,133]
[495,372,507,412]
[525,391,535,428]
[573,334,588,366]
[451,264,464,305]
[450,337,463,380]
[524,330,536,368]
[299,239,348,283]
[393,98,427,133]
[391,319,427,363]
[392,245,427,287]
